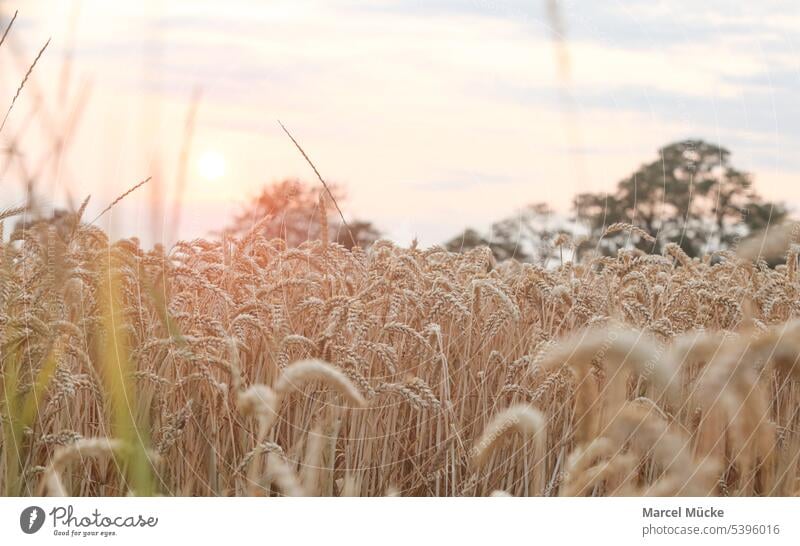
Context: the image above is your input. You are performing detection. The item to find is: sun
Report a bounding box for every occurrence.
[196,151,226,181]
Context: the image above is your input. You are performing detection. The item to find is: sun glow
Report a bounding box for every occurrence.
[197,151,226,181]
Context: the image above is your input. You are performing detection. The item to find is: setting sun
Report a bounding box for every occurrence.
[197,150,226,181]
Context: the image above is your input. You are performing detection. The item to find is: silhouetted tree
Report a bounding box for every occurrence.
[445,202,565,264]
[446,228,519,259]
[574,140,787,257]
[225,178,380,249]
[335,220,381,250]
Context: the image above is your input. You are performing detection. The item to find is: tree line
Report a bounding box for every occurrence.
[225,139,786,265]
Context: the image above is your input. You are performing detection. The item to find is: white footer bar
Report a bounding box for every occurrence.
[1,497,797,545]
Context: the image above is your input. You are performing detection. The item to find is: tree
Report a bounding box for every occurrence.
[574,140,787,257]
[224,178,380,249]
[445,227,519,260]
[335,220,381,250]
[445,202,566,264]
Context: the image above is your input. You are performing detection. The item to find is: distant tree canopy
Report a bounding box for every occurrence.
[446,140,788,262]
[225,178,380,249]
[334,220,382,250]
[445,202,569,265]
[228,142,787,260]
[574,139,787,257]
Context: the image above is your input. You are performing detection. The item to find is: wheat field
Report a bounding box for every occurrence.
[2,207,800,498]
[0,0,799,514]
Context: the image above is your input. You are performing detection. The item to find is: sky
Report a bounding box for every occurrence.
[1,0,799,247]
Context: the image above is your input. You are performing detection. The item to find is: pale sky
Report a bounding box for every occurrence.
[1,0,799,246]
